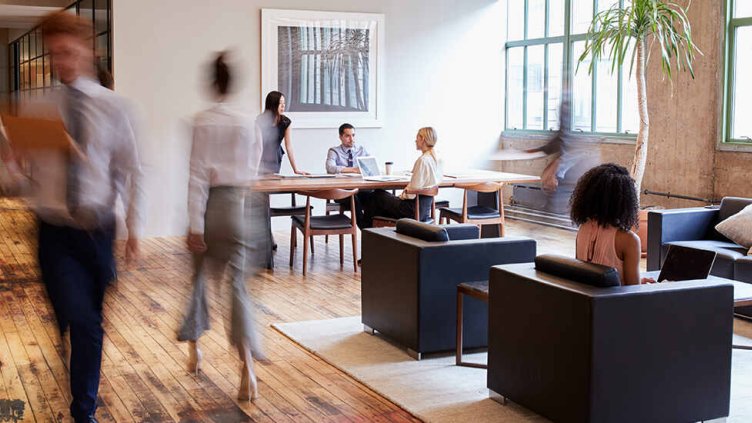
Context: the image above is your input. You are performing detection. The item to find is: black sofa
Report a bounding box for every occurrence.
[361,219,536,359]
[487,255,734,423]
[647,196,752,282]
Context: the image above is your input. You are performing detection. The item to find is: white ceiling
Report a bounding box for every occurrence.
[0,4,63,30]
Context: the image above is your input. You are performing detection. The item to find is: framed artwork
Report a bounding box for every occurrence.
[261,9,385,128]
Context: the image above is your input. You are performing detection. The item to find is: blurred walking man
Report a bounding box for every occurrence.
[2,12,143,423]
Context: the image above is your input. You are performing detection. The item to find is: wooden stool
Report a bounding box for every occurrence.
[456,280,489,368]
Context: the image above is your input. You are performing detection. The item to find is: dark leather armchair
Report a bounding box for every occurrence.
[361,219,536,358]
[647,197,751,281]
[487,255,734,423]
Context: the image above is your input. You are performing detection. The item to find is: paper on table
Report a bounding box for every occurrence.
[488,149,547,161]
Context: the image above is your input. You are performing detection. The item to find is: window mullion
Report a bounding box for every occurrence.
[727,11,737,141]
[523,46,529,129]
[543,0,550,129]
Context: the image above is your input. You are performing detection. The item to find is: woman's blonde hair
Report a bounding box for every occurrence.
[417,127,438,148]
[417,127,438,160]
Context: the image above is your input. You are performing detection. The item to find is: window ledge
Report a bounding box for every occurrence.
[717,142,752,153]
[502,131,636,146]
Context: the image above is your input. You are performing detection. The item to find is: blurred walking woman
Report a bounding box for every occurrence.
[179,52,261,401]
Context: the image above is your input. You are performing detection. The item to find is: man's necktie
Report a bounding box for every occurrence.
[66,87,85,214]
[347,149,353,167]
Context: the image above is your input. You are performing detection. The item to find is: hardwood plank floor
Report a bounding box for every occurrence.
[0,200,576,422]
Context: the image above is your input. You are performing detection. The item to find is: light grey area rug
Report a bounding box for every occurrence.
[273,316,752,423]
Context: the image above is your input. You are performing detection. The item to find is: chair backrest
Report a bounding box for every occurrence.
[299,189,358,201]
[534,254,621,288]
[404,186,439,221]
[395,218,449,242]
[719,197,752,222]
[456,182,503,220]
[299,189,359,228]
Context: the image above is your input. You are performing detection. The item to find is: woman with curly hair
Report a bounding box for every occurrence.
[570,163,652,285]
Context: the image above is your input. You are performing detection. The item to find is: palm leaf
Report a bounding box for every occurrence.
[578,0,700,80]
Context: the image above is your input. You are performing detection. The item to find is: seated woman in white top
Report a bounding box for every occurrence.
[359,127,442,228]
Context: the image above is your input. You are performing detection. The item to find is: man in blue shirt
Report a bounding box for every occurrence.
[325,123,369,174]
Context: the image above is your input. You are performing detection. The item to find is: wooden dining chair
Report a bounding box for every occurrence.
[270,193,314,253]
[438,182,506,236]
[372,186,440,228]
[290,189,359,276]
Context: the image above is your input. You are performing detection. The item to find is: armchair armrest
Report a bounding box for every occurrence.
[647,207,719,271]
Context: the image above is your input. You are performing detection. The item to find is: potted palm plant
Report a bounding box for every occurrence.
[578,0,701,251]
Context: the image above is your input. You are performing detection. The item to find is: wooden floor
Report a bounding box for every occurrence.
[0,199,576,422]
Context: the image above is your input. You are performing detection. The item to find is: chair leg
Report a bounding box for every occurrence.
[339,234,344,269]
[498,223,504,237]
[310,235,315,255]
[325,210,330,243]
[351,231,358,273]
[289,226,296,267]
[303,232,309,276]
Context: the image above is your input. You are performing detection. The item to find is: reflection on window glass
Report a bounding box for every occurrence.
[736,1,752,18]
[508,0,524,41]
[732,26,752,139]
[547,44,563,130]
[595,56,618,133]
[549,0,565,37]
[622,69,639,134]
[79,0,93,27]
[572,42,592,131]
[528,0,546,39]
[598,0,620,13]
[507,48,524,129]
[527,45,545,129]
[572,0,594,34]
[95,0,108,34]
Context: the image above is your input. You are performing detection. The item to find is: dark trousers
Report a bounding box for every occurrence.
[38,219,116,422]
[359,189,432,229]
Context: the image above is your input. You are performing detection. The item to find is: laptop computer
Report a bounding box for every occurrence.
[657,245,717,282]
[357,156,407,182]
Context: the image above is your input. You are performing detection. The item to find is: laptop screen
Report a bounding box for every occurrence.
[357,156,380,177]
[657,245,717,282]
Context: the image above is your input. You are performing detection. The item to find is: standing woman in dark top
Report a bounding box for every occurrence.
[256,91,307,175]
[254,91,307,267]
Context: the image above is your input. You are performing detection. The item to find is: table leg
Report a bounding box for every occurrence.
[456,290,464,365]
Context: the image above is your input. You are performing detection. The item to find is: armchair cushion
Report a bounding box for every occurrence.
[534,254,620,288]
[715,204,752,248]
[395,218,448,242]
[444,224,480,240]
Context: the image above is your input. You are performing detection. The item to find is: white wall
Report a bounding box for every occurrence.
[113,0,504,236]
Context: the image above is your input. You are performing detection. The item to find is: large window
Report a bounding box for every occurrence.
[505,0,638,136]
[725,0,752,144]
[8,0,111,98]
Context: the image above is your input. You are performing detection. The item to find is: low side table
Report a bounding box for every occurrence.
[456,281,489,368]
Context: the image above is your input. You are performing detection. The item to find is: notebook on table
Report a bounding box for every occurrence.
[657,245,717,282]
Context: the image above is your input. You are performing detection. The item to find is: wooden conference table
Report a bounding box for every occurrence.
[250,170,541,193]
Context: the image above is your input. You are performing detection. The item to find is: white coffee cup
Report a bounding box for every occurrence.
[385,162,393,175]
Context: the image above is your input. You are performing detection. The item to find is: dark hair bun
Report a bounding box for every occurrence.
[213,51,231,96]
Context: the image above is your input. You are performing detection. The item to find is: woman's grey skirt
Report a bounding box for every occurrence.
[177,186,262,352]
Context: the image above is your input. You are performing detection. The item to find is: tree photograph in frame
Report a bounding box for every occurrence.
[261,9,385,128]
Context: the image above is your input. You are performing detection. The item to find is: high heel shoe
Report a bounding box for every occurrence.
[238,364,259,402]
[187,342,203,376]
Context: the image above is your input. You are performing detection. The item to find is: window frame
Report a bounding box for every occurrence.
[723,0,752,146]
[8,0,112,97]
[504,0,637,140]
